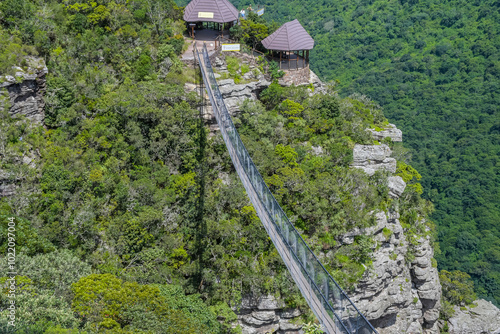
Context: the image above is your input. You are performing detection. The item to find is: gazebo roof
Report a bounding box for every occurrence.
[183,0,239,23]
[262,19,314,51]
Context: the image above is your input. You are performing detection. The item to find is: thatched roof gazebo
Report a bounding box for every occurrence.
[262,19,314,70]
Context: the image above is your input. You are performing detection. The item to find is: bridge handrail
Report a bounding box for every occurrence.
[195,44,378,334]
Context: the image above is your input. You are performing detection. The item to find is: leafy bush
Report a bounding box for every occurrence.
[158,285,221,333]
[0,276,78,328]
[0,28,36,76]
[0,211,54,256]
[439,270,477,307]
[72,274,207,333]
[0,249,91,301]
[226,56,240,76]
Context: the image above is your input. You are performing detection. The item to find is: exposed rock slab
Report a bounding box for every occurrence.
[352,144,397,176]
[388,176,406,198]
[447,299,500,334]
[1,58,47,125]
[217,78,270,113]
[1,59,46,197]
[237,295,302,334]
[352,211,441,334]
[368,124,403,142]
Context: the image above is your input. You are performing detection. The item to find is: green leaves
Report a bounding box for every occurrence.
[71,274,207,332]
[275,144,299,166]
[439,270,477,307]
[396,161,423,194]
[0,211,55,256]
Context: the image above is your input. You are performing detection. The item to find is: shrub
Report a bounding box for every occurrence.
[0,212,54,256]
[72,274,208,333]
[241,64,250,75]
[277,99,305,117]
[0,249,92,301]
[0,276,78,328]
[135,53,153,81]
[158,285,221,333]
[226,56,240,76]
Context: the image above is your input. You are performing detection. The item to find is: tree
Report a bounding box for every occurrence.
[439,270,477,306]
[0,276,78,328]
[241,19,269,51]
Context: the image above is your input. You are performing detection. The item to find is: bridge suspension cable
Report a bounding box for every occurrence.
[195,44,378,334]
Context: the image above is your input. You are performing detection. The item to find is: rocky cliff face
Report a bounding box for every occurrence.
[352,144,397,176]
[189,53,444,333]
[0,58,46,197]
[0,57,47,124]
[349,136,441,333]
[231,128,443,334]
[351,211,441,333]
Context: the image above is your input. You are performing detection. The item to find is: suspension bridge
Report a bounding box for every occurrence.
[195,45,378,334]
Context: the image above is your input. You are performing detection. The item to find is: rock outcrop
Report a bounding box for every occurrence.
[387,176,406,199]
[0,58,46,197]
[410,233,441,332]
[237,295,303,334]
[352,144,397,176]
[367,124,403,142]
[1,57,48,124]
[349,211,441,334]
[446,299,500,334]
[217,78,270,113]
[210,54,324,114]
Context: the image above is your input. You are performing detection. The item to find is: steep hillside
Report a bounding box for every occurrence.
[0,0,432,332]
[234,0,500,306]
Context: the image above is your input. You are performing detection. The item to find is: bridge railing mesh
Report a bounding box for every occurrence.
[195,45,377,334]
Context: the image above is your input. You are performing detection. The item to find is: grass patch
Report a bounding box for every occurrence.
[226,56,240,76]
[241,64,250,75]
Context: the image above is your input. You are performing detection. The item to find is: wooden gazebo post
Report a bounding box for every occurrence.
[280,51,282,70]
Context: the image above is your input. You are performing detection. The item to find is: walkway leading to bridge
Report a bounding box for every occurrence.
[194,44,378,334]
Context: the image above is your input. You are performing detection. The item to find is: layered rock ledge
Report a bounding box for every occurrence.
[352,144,397,176]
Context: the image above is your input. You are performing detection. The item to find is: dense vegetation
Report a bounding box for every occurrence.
[230,0,500,306]
[0,0,436,331]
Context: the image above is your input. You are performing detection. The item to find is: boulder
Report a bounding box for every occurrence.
[279,319,302,331]
[388,176,406,198]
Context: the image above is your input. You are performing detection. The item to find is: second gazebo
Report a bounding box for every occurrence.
[262,19,314,70]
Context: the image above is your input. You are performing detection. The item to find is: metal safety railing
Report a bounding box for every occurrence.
[195,44,378,334]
